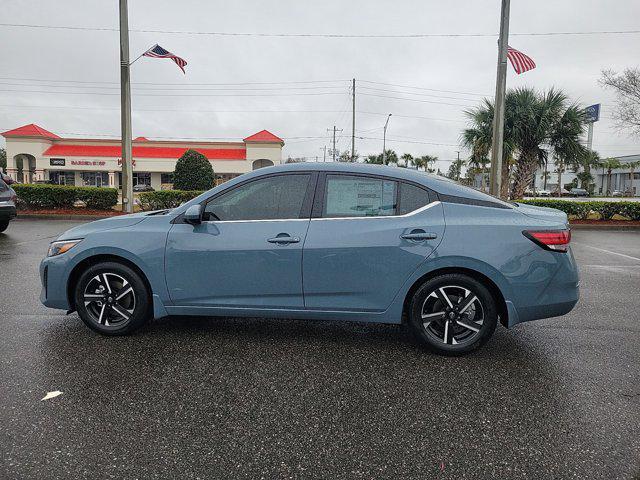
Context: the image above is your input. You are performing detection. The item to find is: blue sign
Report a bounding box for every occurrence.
[585,104,600,123]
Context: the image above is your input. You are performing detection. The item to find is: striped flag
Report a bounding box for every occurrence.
[507,46,536,75]
[142,44,188,73]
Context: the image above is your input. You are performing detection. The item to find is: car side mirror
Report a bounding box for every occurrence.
[184,204,202,225]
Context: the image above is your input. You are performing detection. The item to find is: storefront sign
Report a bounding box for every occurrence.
[70,160,106,166]
[49,158,66,166]
[117,158,136,167]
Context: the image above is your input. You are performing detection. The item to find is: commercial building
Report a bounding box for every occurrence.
[532,154,640,195]
[1,124,284,189]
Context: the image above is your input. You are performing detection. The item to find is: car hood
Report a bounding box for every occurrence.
[57,211,152,240]
[515,203,568,226]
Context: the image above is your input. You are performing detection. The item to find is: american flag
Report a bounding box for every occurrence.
[506,46,536,75]
[142,44,187,73]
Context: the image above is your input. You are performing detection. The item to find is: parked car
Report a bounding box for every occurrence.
[537,190,551,197]
[133,184,155,192]
[39,163,579,355]
[1,172,16,185]
[611,190,624,197]
[570,188,589,197]
[0,178,17,233]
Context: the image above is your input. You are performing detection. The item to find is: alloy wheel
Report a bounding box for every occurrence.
[421,285,485,346]
[82,272,136,328]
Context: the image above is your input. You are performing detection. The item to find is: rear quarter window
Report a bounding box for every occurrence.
[398,183,431,214]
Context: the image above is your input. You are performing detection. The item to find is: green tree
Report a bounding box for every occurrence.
[576,150,600,192]
[172,149,215,191]
[364,149,397,165]
[463,87,586,199]
[447,158,465,181]
[599,157,622,195]
[625,160,640,195]
[0,148,6,171]
[548,105,588,196]
[400,153,414,168]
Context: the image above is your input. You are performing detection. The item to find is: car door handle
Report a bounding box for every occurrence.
[401,231,438,241]
[267,234,300,245]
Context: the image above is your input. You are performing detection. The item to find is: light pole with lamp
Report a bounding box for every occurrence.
[382,114,392,165]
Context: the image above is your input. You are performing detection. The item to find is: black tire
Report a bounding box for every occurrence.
[0,220,9,233]
[408,273,498,355]
[74,261,151,335]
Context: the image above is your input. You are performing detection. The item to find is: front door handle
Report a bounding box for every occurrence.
[267,234,300,245]
[401,230,438,241]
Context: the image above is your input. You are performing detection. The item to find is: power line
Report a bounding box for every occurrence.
[1,23,639,37]
[359,92,475,107]
[0,76,349,86]
[358,79,489,97]
[359,86,482,102]
[0,88,346,97]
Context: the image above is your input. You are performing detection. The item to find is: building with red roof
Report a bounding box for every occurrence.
[1,124,284,188]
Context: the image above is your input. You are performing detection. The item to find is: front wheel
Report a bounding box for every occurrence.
[74,261,151,335]
[0,220,9,233]
[408,273,498,355]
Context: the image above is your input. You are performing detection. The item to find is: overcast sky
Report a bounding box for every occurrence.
[1,0,639,171]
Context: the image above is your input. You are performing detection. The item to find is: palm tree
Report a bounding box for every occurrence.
[576,150,599,192]
[548,104,588,196]
[418,155,438,173]
[463,97,515,198]
[447,158,466,181]
[400,153,414,168]
[600,157,622,195]
[464,87,587,199]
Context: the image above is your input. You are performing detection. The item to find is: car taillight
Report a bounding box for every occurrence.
[523,229,571,252]
[11,194,17,203]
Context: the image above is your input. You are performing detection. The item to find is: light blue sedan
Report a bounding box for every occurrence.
[40,163,579,355]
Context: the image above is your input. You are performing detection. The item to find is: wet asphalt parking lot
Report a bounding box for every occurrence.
[0,218,638,479]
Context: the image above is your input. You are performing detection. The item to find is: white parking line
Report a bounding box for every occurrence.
[572,242,640,262]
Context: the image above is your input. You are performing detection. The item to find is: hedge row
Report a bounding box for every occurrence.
[138,190,204,211]
[13,184,119,210]
[518,199,640,221]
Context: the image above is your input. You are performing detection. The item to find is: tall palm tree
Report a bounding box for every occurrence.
[548,104,588,196]
[419,155,438,173]
[447,158,466,181]
[600,157,622,194]
[576,150,600,192]
[400,153,414,168]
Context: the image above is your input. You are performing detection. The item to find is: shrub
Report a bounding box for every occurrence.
[13,184,118,210]
[517,199,591,219]
[138,190,203,211]
[620,202,640,220]
[75,187,119,210]
[172,149,215,191]
[589,201,621,221]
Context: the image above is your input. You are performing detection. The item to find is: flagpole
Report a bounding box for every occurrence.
[129,45,155,66]
[119,0,134,213]
[489,0,510,199]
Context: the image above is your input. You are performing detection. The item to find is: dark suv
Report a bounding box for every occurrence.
[0,178,17,233]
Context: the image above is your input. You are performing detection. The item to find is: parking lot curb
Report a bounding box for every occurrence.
[570,223,640,230]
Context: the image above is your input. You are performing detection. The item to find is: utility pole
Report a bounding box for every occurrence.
[382,114,392,165]
[351,78,356,161]
[489,0,510,198]
[119,0,134,213]
[320,146,327,162]
[327,126,342,162]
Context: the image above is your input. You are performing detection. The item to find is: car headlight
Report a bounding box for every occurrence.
[47,239,82,257]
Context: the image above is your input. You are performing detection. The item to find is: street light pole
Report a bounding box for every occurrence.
[382,113,392,165]
[119,0,134,213]
[489,0,510,198]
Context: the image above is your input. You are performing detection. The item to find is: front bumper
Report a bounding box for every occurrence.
[40,255,72,310]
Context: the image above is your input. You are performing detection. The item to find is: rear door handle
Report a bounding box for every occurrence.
[267,234,300,245]
[401,231,438,241]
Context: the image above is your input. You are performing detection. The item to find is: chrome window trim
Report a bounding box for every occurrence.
[311,201,441,221]
[200,201,440,224]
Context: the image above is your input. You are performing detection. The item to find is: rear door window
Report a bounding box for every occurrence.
[323,175,397,218]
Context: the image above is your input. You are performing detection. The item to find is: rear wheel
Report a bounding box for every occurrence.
[0,220,9,233]
[74,261,151,335]
[408,273,497,355]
